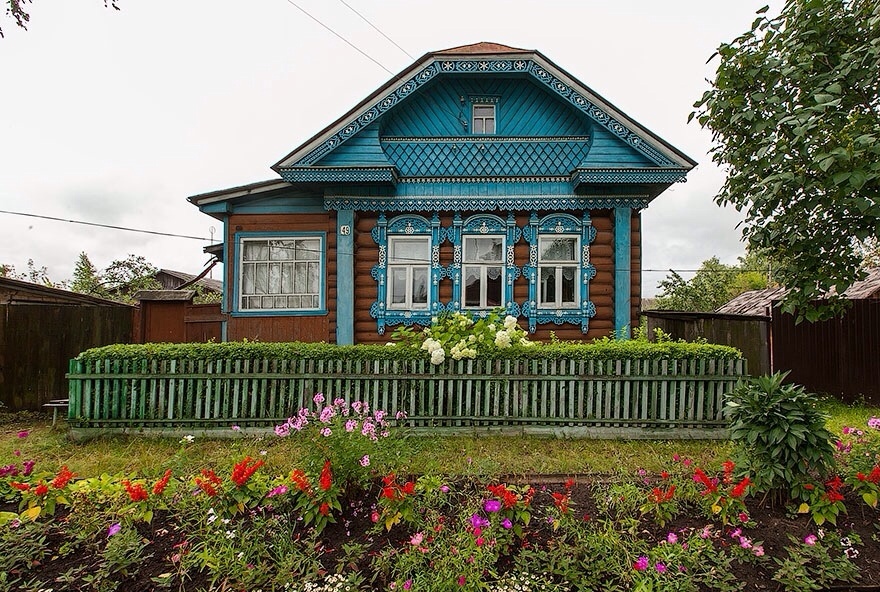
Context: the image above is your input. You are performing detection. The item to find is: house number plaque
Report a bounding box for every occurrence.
[339,225,351,235]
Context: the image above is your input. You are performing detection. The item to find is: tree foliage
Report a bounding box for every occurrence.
[69,253,160,303]
[654,254,773,312]
[692,0,880,321]
[1,0,119,38]
[0,258,61,287]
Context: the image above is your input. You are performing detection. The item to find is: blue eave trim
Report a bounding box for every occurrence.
[325,195,650,212]
[231,230,328,317]
[279,167,398,185]
[571,168,689,186]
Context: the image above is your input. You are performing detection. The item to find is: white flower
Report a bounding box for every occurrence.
[503,315,518,330]
[494,330,512,348]
[430,348,446,365]
[180,435,195,444]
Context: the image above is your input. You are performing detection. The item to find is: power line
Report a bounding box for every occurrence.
[336,0,415,60]
[0,209,209,241]
[283,0,397,76]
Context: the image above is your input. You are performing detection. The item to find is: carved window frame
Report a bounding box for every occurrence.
[370,213,446,334]
[521,212,597,333]
[447,213,521,318]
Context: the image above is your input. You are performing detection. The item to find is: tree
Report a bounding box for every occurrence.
[1,0,119,38]
[0,258,62,287]
[654,254,773,312]
[70,251,101,295]
[692,0,880,321]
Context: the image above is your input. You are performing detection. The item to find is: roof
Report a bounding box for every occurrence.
[715,267,880,316]
[0,277,132,307]
[271,41,698,172]
[157,269,222,293]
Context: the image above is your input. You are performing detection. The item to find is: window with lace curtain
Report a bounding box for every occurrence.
[538,235,579,308]
[462,235,504,309]
[237,234,324,312]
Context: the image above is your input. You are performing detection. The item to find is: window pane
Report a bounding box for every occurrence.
[412,268,428,307]
[486,266,502,306]
[390,268,407,304]
[390,238,429,263]
[562,267,576,304]
[243,241,268,262]
[242,264,255,295]
[270,240,295,261]
[540,267,556,304]
[294,261,306,294]
[307,261,320,294]
[268,262,282,294]
[474,105,494,117]
[281,262,293,294]
[464,237,503,262]
[297,239,320,261]
[254,263,268,295]
[288,295,301,309]
[262,296,274,309]
[485,118,495,134]
[464,266,481,307]
[540,237,576,261]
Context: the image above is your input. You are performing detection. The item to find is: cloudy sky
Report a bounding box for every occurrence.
[0,0,779,295]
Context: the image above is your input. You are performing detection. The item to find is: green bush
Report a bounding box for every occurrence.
[725,372,836,504]
[77,336,741,365]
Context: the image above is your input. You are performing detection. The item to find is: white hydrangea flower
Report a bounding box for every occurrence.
[430,347,446,365]
[504,315,518,330]
[494,329,512,348]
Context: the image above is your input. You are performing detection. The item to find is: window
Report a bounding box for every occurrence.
[538,236,578,308]
[463,236,504,309]
[472,104,496,134]
[238,235,323,312]
[387,236,430,310]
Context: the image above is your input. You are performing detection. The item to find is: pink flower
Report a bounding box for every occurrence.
[370,510,380,523]
[501,518,512,529]
[320,427,332,437]
[633,556,649,571]
[484,499,502,513]
[738,512,749,523]
[107,523,121,537]
[17,430,28,438]
[655,562,667,574]
[440,485,450,493]
[345,419,357,432]
[274,424,290,437]
[410,532,424,546]
[457,576,466,586]
[869,417,880,430]
[267,485,288,497]
[359,455,370,467]
[666,532,678,544]
[313,393,325,405]
[804,534,818,546]
[842,426,853,434]
[403,580,412,590]
[230,424,241,431]
[700,525,712,539]
[753,545,765,557]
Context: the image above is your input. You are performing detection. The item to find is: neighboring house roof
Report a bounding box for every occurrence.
[715,267,880,316]
[0,277,132,307]
[156,269,222,293]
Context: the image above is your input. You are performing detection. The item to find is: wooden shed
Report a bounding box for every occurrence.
[189,42,695,344]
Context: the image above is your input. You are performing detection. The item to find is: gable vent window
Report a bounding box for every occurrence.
[472,105,496,135]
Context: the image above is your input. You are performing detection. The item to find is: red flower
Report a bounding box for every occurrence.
[290,469,311,493]
[564,478,576,489]
[487,484,519,509]
[869,465,880,483]
[730,476,751,499]
[51,466,75,489]
[826,490,845,503]
[122,479,148,502]
[402,481,416,495]
[319,461,332,491]
[10,481,30,492]
[153,469,173,495]
[551,491,570,514]
[231,457,264,487]
[659,471,669,480]
[722,460,735,484]
[195,469,222,497]
[649,485,676,503]
[318,502,330,516]
[693,468,717,494]
[34,482,49,496]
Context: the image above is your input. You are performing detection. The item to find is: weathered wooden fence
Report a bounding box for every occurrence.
[66,357,746,439]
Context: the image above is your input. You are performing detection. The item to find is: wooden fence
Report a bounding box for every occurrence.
[66,357,746,439]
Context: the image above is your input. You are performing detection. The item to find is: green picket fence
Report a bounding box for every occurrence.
[65,356,746,439]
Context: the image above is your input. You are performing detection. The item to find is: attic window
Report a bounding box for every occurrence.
[472,105,496,134]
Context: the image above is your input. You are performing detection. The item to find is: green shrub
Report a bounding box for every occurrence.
[725,372,836,504]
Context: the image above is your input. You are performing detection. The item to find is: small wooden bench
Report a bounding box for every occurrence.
[42,398,69,426]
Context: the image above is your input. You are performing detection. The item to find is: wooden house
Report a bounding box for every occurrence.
[189,42,695,344]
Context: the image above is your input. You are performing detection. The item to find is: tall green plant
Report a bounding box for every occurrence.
[725,372,836,503]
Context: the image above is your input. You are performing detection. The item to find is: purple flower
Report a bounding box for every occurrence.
[469,514,489,529]
[230,424,241,431]
[403,580,412,590]
[22,460,35,476]
[633,556,649,571]
[655,562,667,574]
[108,523,121,537]
[0,464,19,477]
[484,499,502,513]
[501,518,512,529]
[17,430,29,439]
[313,393,325,405]
[267,485,288,498]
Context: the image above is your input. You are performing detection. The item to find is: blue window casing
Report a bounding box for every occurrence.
[447,213,521,317]
[370,213,446,334]
[232,231,327,317]
[521,212,597,333]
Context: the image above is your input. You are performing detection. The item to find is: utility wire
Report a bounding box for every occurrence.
[0,209,209,241]
[336,0,415,60]
[283,0,396,76]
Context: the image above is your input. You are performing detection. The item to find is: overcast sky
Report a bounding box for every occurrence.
[0,0,780,296]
